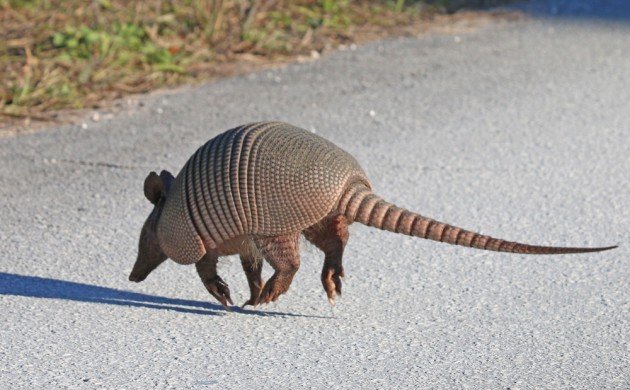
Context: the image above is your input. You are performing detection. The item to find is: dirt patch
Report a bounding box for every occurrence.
[0,7,522,138]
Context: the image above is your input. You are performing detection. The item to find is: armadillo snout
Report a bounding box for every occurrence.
[128,273,146,283]
[129,247,167,283]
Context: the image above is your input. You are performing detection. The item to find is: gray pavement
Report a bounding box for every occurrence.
[1,2,628,388]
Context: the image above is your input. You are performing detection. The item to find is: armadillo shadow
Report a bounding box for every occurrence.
[0,272,328,318]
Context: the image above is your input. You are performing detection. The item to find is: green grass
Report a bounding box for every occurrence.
[0,0,504,124]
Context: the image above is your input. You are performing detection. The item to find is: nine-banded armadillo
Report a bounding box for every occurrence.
[129,121,616,308]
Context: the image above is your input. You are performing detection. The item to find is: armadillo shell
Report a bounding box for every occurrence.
[158,122,370,264]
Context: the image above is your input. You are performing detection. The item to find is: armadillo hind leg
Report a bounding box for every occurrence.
[195,251,234,309]
[240,253,264,308]
[252,233,301,305]
[303,214,349,306]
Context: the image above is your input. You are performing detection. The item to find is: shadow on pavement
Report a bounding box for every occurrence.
[0,272,329,318]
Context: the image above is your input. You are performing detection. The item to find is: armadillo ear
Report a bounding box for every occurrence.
[144,171,163,204]
[159,170,175,194]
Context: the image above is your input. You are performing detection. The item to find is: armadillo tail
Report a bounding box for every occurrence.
[338,183,616,255]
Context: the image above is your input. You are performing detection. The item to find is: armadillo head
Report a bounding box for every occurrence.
[129,170,175,282]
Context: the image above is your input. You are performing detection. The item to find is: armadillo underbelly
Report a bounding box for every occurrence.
[157,122,370,264]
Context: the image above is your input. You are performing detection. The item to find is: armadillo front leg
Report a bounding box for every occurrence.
[195,252,234,309]
[304,214,349,305]
[253,233,301,305]
[240,254,264,308]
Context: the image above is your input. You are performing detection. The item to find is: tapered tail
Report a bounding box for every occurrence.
[337,184,616,255]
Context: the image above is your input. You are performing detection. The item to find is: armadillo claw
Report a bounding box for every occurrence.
[254,275,290,305]
[204,276,233,309]
[241,281,264,309]
[241,299,257,309]
[322,266,343,302]
[255,290,274,305]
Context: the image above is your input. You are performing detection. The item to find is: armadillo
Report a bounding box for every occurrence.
[129,121,616,308]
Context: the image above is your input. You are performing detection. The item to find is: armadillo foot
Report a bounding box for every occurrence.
[204,275,234,309]
[322,264,344,302]
[239,255,264,309]
[254,275,293,305]
[240,294,261,309]
[252,233,300,305]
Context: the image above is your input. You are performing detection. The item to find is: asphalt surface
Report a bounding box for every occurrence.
[1,1,628,388]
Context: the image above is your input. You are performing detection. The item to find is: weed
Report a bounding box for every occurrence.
[0,0,502,124]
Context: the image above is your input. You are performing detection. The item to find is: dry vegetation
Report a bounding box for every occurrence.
[0,0,515,130]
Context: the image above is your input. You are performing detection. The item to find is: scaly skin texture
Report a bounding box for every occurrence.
[156,121,367,265]
[130,121,616,309]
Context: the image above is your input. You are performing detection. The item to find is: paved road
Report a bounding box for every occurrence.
[1,2,628,388]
